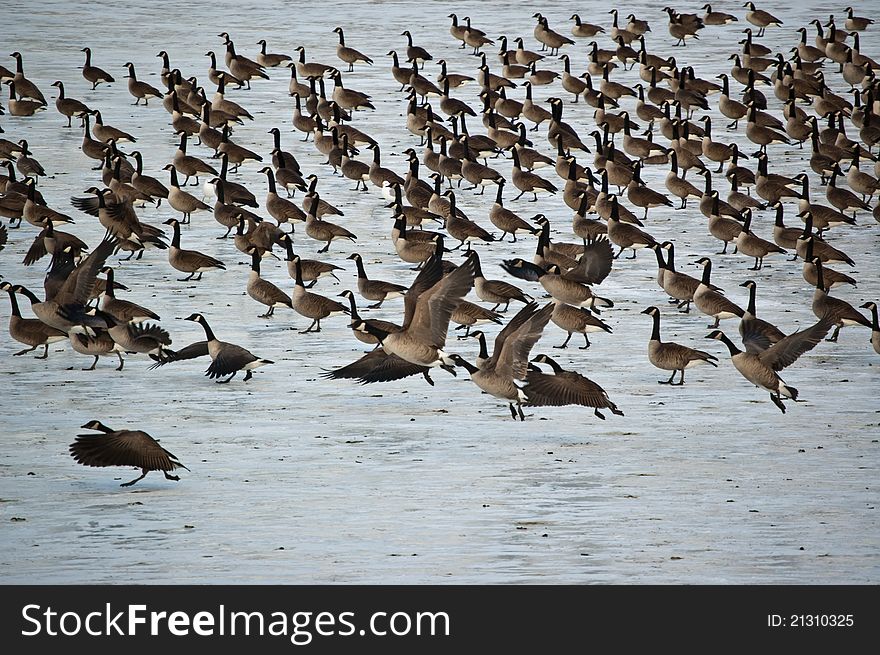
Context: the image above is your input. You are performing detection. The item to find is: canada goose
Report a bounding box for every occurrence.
[89,110,136,146]
[735,208,786,270]
[449,301,552,420]
[22,177,73,228]
[162,218,225,281]
[665,150,702,208]
[754,154,800,205]
[259,167,305,228]
[220,35,270,88]
[120,62,162,106]
[354,252,475,376]
[707,322,824,414]
[694,257,745,328]
[80,47,114,89]
[347,253,406,309]
[275,233,340,288]
[860,302,880,354]
[329,26,372,73]
[127,151,169,207]
[441,190,495,250]
[464,249,529,313]
[533,14,575,55]
[391,213,444,267]
[4,80,46,116]
[70,421,188,487]
[845,7,874,31]
[458,140,504,194]
[521,81,552,131]
[702,4,738,25]
[154,312,273,382]
[15,236,118,335]
[452,302,502,340]
[163,165,210,223]
[22,218,88,267]
[606,196,656,259]
[769,202,801,255]
[335,290,399,347]
[550,301,612,349]
[49,80,90,127]
[626,161,673,220]
[527,354,624,419]
[0,282,67,358]
[401,30,432,68]
[217,125,262,173]
[328,69,374,112]
[489,179,538,242]
[7,52,46,104]
[810,258,872,342]
[796,177,855,235]
[559,54,587,101]
[621,112,668,161]
[510,147,556,202]
[211,73,254,121]
[364,142,404,193]
[255,39,291,68]
[436,58,474,90]
[641,306,717,384]
[826,164,871,217]
[742,2,782,37]
[244,249,294,318]
[664,7,702,47]
[303,192,356,253]
[97,267,159,323]
[570,14,605,38]
[172,131,218,186]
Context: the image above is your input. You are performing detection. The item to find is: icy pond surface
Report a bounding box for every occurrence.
[1,0,878,583]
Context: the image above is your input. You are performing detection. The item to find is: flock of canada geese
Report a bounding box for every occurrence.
[1,4,879,485]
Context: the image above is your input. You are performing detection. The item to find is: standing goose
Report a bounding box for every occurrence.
[1,282,67,358]
[217,125,263,173]
[261,167,306,227]
[859,302,880,355]
[533,14,575,55]
[702,4,738,24]
[172,131,218,186]
[91,110,136,144]
[826,164,871,217]
[163,165,211,223]
[641,306,718,384]
[246,249,294,318]
[651,242,706,313]
[366,142,405,192]
[511,147,557,202]
[449,301,553,420]
[333,27,372,72]
[129,151,169,206]
[442,190,495,250]
[742,2,782,37]
[8,52,46,104]
[607,196,656,259]
[70,421,188,487]
[705,190,744,254]
[390,213,444,268]
[329,69,374,111]
[277,233,341,288]
[220,35,270,88]
[98,267,159,323]
[665,150,702,208]
[521,81,553,131]
[462,17,494,56]
[735,208,786,270]
[550,302,612,349]
[526,354,624,420]
[489,179,538,242]
[452,302,502,340]
[770,201,802,254]
[401,30,432,68]
[347,253,407,308]
[469,249,530,312]
[157,313,272,382]
[162,218,225,281]
[255,39,292,68]
[626,161,673,220]
[810,258,872,342]
[290,256,349,333]
[123,62,162,105]
[50,80,90,127]
[570,14,605,38]
[81,47,115,89]
[303,192,356,253]
[694,257,745,328]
